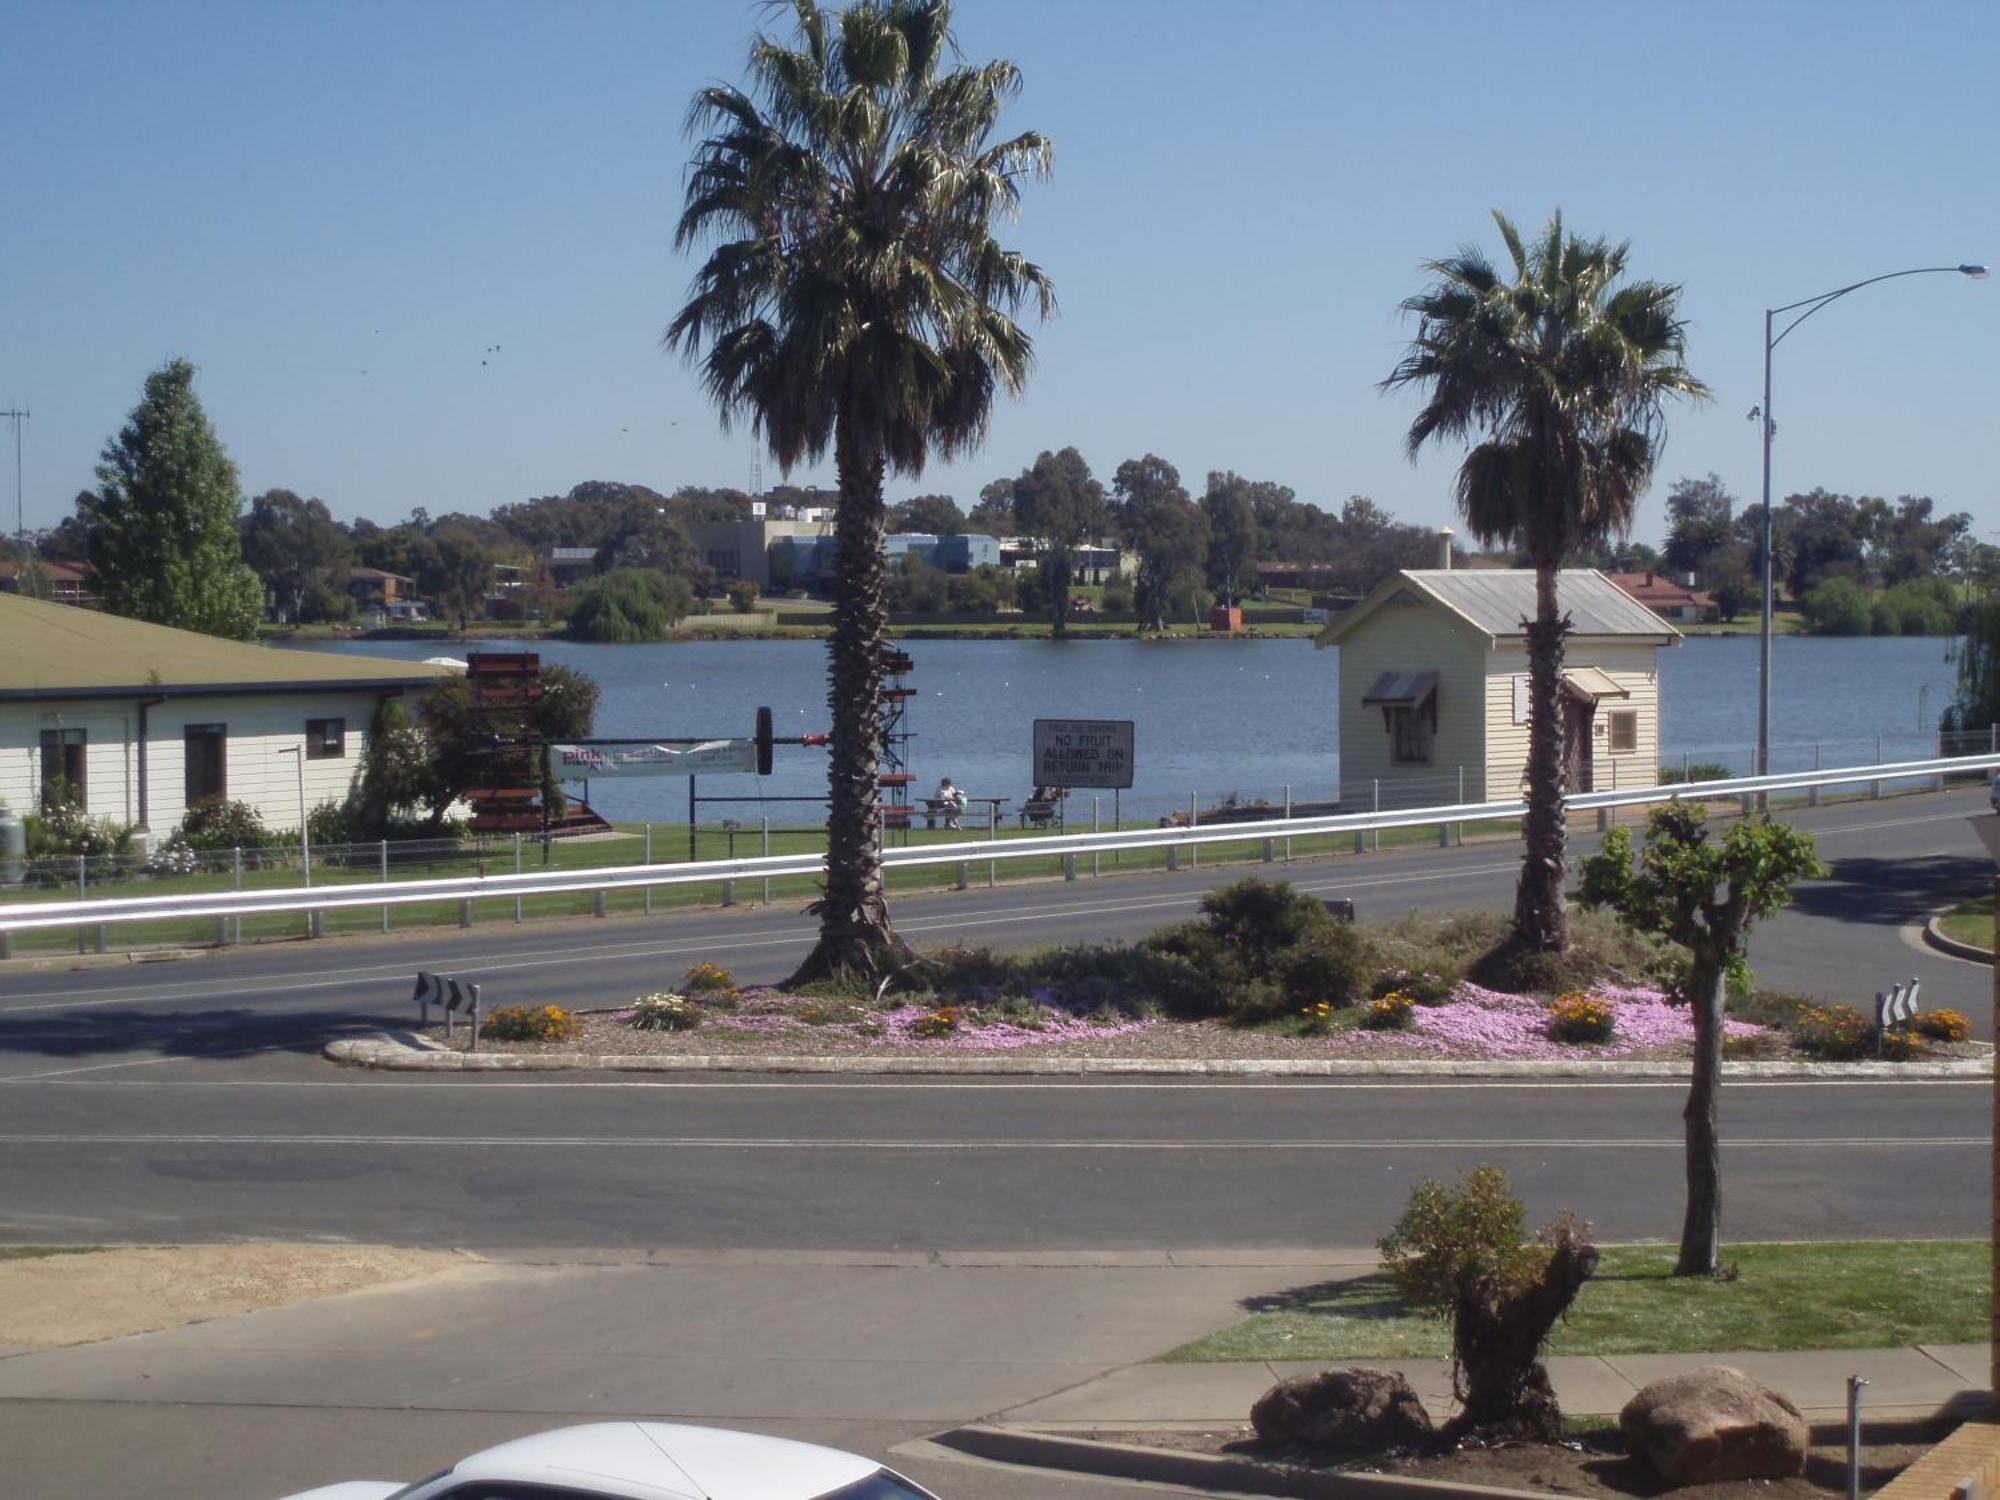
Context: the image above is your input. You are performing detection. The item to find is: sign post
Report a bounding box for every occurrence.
[1966,813,2000,1396]
[1033,719,1135,849]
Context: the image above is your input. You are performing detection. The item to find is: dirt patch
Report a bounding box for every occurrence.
[0,1243,469,1351]
[1083,1426,1921,1500]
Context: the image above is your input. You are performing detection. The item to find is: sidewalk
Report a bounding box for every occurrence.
[995,1344,1994,1428]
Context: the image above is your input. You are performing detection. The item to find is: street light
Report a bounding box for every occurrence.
[1756,263,1988,793]
[277,745,309,887]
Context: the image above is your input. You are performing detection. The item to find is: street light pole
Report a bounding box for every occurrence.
[1756,263,1987,796]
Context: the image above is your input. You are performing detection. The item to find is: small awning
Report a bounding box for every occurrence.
[1361,670,1439,707]
[1561,666,1630,702]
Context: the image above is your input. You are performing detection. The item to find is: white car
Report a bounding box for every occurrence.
[279,1422,942,1500]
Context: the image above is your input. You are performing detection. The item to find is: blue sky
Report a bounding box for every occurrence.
[3,0,1994,545]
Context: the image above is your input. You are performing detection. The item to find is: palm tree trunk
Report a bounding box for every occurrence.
[791,418,901,982]
[1675,956,1727,1276]
[1515,561,1570,951]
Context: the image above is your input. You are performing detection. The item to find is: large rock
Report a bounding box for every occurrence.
[1251,1368,1433,1455]
[1620,1365,1809,1485]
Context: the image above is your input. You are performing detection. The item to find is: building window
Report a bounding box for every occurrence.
[306,718,346,760]
[185,724,227,807]
[1389,705,1433,766]
[38,728,86,810]
[1607,709,1638,754]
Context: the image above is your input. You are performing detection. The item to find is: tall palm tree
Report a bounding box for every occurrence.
[668,0,1053,980]
[1383,211,1706,957]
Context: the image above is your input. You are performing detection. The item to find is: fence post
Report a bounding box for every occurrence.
[956,861,969,890]
[761,818,771,904]
[460,898,473,928]
[514,833,524,922]
[642,824,652,916]
[1371,779,1381,853]
[988,801,998,888]
[232,846,243,945]
[1454,765,1465,846]
[1872,732,1883,800]
[1283,783,1293,862]
[75,856,87,956]
[593,889,607,918]
[1189,792,1198,869]
[1092,796,1101,878]
[1064,853,1077,881]
[468,983,481,1053]
[380,839,391,933]
[1810,744,1821,807]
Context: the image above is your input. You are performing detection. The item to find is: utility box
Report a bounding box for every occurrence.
[1208,605,1243,633]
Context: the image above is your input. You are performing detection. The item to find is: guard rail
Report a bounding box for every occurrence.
[1,750,1992,940]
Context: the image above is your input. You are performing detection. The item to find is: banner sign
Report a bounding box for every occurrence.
[1032,719,1135,789]
[553,740,757,777]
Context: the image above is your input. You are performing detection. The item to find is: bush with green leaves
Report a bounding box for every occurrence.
[1656,762,1732,786]
[1138,877,1365,1022]
[564,568,695,642]
[177,797,276,851]
[1378,1165,1596,1442]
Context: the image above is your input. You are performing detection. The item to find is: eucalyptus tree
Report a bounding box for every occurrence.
[1383,211,1706,957]
[667,0,1054,978]
[1010,446,1106,636]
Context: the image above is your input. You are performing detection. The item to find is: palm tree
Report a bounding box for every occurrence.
[1383,211,1706,957]
[667,0,1054,980]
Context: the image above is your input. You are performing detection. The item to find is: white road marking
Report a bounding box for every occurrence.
[10,1077,1987,1092]
[0,1055,193,1083]
[0,1132,1980,1150]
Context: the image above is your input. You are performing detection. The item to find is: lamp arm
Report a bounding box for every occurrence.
[1769,265,1975,351]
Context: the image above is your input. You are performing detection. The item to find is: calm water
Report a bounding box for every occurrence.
[284,634,1962,825]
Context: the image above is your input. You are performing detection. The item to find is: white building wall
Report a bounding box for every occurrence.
[0,690,404,836]
[1482,640,1664,797]
[1334,597,1490,807]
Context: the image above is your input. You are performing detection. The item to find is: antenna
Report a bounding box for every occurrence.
[0,408,26,561]
[749,455,763,498]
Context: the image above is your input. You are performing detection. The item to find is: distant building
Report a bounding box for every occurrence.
[0,558,96,607]
[1316,567,1679,807]
[996,538,1132,584]
[0,593,453,837]
[345,567,417,612]
[686,518,834,590]
[543,548,600,589]
[1606,571,1717,624]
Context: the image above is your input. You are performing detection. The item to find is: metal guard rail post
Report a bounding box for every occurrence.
[2,751,1994,937]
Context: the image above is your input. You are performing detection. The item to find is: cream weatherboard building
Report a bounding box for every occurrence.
[1316,568,1679,809]
[0,594,452,838]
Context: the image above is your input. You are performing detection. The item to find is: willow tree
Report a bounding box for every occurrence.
[1382,212,1706,958]
[667,0,1054,979]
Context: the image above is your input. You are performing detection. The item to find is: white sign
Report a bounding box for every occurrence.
[1512,675,1530,725]
[552,740,756,777]
[1301,607,1329,625]
[1032,718,1135,789]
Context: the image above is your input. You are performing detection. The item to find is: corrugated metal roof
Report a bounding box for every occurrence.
[0,593,454,700]
[1561,665,1631,700]
[1400,569,1677,638]
[1360,670,1439,706]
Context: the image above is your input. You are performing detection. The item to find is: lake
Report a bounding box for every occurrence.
[284,634,1965,827]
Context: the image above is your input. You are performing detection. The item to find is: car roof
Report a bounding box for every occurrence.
[446,1423,884,1500]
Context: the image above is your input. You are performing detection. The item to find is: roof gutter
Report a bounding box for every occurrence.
[135,694,166,829]
[0,676,443,704]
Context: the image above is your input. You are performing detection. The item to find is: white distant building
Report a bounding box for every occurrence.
[0,593,453,837]
[1315,567,1679,808]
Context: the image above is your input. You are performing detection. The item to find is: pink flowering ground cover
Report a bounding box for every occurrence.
[694,992,1149,1049]
[1339,981,1763,1060]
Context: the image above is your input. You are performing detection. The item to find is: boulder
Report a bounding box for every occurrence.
[1619,1365,1809,1485]
[1251,1368,1433,1455]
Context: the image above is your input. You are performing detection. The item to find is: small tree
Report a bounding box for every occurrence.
[1577,804,1824,1276]
[1378,1165,1597,1442]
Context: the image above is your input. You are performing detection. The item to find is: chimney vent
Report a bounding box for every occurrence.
[1438,527,1454,570]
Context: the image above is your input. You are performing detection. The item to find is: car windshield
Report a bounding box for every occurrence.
[813,1469,936,1500]
[381,1471,451,1500]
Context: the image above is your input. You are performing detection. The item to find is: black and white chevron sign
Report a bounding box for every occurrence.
[413,971,478,1017]
[1875,978,1920,1032]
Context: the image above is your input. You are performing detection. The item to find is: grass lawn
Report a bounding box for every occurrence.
[1162,1241,1986,1362]
[0,1246,101,1262]
[1937,894,1994,951]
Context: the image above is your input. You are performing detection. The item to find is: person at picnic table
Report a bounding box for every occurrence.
[936,776,967,829]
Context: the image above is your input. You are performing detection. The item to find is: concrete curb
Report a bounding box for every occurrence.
[324,1033,1994,1080]
[1923,915,1994,965]
[932,1423,1552,1500]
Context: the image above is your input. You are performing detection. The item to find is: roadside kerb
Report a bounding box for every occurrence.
[326,1033,1993,1079]
[1923,916,1994,965]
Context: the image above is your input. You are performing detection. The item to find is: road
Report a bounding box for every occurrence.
[0,789,1990,1498]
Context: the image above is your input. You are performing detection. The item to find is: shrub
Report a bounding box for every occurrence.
[1275,921,1366,1009]
[797,999,869,1026]
[144,837,201,876]
[564,568,694,642]
[1137,878,1359,1023]
[1791,1004,1872,1060]
[911,1004,962,1038]
[1546,991,1616,1044]
[1656,763,1733,786]
[1371,966,1457,1005]
[726,579,761,613]
[1464,906,1666,997]
[29,798,136,859]
[627,993,701,1031]
[1361,992,1415,1030]
[1378,1165,1596,1441]
[483,1004,578,1043]
[682,962,740,1003]
[1200,876,1331,960]
[179,797,275,851]
[1914,1008,1972,1043]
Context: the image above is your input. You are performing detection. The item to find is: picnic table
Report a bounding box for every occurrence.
[920,795,1008,830]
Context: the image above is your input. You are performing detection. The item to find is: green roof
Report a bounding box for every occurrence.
[0,594,453,701]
